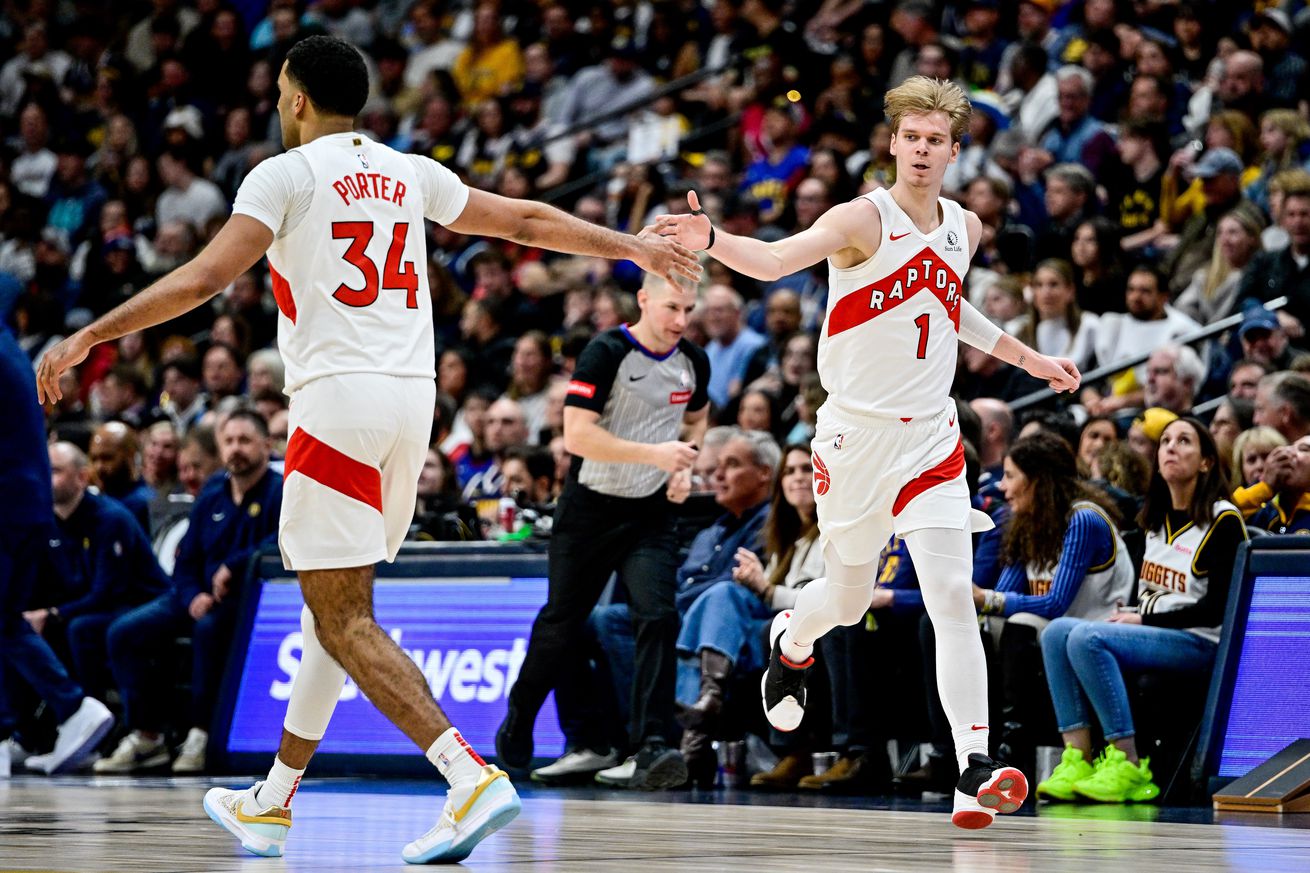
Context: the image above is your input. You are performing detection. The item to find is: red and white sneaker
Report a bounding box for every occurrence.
[761,611,813,732]
[951,753,1028,829]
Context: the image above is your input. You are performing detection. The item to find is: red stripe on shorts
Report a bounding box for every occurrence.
[892,437,965,516]
[285,428,382,513]
[269,263,297,324]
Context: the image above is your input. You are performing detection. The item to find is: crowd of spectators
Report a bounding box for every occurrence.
[3,0,1310,798]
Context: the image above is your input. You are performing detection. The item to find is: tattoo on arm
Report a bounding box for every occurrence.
[1018,354,1026,366]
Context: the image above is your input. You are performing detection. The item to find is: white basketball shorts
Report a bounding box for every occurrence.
[279,373,435,571]
[810,397,971,566]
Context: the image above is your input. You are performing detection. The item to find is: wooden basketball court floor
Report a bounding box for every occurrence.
[3,776,1309,872]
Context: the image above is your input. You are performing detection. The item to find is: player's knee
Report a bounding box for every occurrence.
[310,607,369,658]
[834,594,872,627]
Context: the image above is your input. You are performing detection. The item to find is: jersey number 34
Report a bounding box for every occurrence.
[331,221,419,309]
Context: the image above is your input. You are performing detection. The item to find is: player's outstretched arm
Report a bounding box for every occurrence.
[35,215,274,404]
[650,190,874,282]
[991,331,1081,393]
[447,187,700,285]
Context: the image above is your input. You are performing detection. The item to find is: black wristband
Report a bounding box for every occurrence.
[689,207,715,251]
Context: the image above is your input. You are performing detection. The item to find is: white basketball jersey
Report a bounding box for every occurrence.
[1138,499,1240,643]
[233,132,469,393]
[818,188,970,418]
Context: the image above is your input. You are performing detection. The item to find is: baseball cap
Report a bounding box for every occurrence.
[971,90,1011,131]
[163,106,204,140]
[1133,407,1179,442]
[1238,308,1280,339]
[1189,147,1243,179]
[1257,9,1292,34]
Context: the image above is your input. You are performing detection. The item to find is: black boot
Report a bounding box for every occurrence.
[679,728,717,789]
[677,650,732,731]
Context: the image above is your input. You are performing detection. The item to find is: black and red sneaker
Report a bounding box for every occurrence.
[952,753,1028,829]
[761,611,813,732]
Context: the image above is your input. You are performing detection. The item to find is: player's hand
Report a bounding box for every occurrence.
[652,440,698,474]
[732,547,767,593]
[665,468,692,504]
[211,564,233,602]
[1109,609,1142,625]
[189,592,216,620]
[652,190,714,252]
[35,330,93,405]
[869,587,894,610]
[1025,354,1080,393]
[633,225,701,286]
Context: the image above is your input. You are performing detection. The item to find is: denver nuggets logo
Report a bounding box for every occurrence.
[812,452,831,496]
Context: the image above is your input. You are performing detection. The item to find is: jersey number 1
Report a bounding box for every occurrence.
[332,221,418,309]
[913,313,930,359]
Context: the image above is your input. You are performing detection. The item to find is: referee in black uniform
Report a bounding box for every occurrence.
[497,271,709,790]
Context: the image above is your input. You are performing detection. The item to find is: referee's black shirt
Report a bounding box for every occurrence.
[564,324,710,498]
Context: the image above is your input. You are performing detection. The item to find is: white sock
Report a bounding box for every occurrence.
[426,728,486,803]
[951,724,989,774]
[253,757,305,810]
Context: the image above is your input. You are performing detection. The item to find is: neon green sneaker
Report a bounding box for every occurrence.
[1035,745,1095,801]
[1072,746,1160,803]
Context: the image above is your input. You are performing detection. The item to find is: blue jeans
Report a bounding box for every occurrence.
[676,581,773,672]
[1,523,84,738]
[107,591,240,732]
[1041,616,1217,741]
[589,603,637,740]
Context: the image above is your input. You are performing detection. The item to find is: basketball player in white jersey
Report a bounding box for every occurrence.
[36,36,699,864]
[652,77,1080,828]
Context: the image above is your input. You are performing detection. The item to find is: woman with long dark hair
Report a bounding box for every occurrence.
[971,433,1136,779]
[1037,418,1246,804]
[984,434,1134,622]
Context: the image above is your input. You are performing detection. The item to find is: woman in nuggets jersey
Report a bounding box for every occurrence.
[652,76,1081,829]
[1037,418,1246,804]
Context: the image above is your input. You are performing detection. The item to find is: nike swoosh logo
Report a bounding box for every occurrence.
[948,416,955,427]
[212,513,226,522]
[629,374,647,381]
[889,231,911,241]
[970,724,987,731]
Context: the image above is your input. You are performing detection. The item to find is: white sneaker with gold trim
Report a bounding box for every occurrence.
[203,782,292,857]
[402,765,521,864]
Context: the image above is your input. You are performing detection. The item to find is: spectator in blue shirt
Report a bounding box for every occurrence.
[88,422,153,535]
[99,409,282,775]
[30,442,169,702]
[704,285,767,409]
[1,305,114,778]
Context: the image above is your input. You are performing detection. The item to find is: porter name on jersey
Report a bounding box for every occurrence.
[332,172,408,207]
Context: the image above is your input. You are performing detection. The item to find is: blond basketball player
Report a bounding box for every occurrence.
[652,77,1080,828]
[36,36,698,864]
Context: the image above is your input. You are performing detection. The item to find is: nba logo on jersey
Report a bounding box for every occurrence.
[833,433,844,450]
